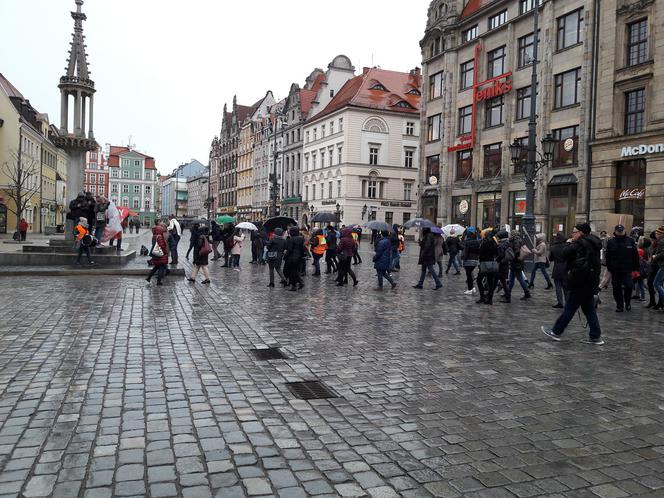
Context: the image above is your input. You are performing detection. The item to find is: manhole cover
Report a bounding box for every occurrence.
[286,381,339,400]
[251,347,288,360]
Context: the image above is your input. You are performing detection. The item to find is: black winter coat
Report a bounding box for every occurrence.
[549,241,568,280]
[193,234,210,266]
[418,233,436,265]
[445,236,462,254]
[284,236,305,263]
[565,234,602,293]
[462,238,480,262]
[605,235,639,274]
[479,238,498,262]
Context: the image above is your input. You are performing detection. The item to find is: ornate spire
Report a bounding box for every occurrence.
[64,0,93,84]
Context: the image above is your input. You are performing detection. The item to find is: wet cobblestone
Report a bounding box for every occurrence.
[0,245,663,497]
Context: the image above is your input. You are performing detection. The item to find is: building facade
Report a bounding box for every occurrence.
[108,146,158,226]
[186,172,209,218]
[589,0,663,233]
[420,0,594,236]
[237,118,254,220]
[84,147,108,199]
[303,67,422,226]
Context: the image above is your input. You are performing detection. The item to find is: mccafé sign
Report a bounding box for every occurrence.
[615,187,645,201]
[475,79,513,103]
[449,44,513,152]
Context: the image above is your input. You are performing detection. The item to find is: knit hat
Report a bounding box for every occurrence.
[656,225,664,237]
[575,222,591,235]
[274,228,283,236]
[78,217,89,228]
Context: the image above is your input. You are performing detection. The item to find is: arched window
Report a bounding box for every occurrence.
[363,117,389,133]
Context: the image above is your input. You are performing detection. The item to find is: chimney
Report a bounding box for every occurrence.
[363,67,371,75]
[410,67,421,76]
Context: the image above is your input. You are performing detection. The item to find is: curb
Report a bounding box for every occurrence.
[0,268,187,277]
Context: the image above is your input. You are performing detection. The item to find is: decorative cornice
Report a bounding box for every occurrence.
[617,0,655,16]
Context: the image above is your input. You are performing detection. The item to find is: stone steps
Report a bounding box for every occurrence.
[0,250,137,266]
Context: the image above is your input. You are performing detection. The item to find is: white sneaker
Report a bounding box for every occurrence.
[472,288,478,295]
[463,289,473,295]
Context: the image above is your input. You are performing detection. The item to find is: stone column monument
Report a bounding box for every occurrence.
[52,0,97,238]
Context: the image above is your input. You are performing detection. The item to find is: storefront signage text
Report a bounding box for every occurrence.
[475,78,513,103]
[380,201,412,208]
[621,144,664,157]
[615,187,645,201]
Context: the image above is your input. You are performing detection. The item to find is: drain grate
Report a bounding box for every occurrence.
[286,381,338,400]
[251,347,288,360]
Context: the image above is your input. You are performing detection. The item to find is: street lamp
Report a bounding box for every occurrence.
[510,132,556,237]
[335,202,343,225]
[270,112,287,218]
[361,204,367,220]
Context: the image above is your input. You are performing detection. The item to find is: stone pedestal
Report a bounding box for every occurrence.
[64,150,86,241]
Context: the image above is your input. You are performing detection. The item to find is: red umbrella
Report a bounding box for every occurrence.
[116,206,130,221]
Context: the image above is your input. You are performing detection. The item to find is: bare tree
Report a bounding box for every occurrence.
[0,148,41,234]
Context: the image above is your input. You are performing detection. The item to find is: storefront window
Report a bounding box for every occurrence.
[477,192,501,228]
[452,195,471,226]
[426,155,440,184]
[615,159,646,227]
[509,191,526,228]
[421,194,438,224]
[549,184,577,238]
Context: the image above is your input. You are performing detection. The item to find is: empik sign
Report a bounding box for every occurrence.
[621,144,664,157]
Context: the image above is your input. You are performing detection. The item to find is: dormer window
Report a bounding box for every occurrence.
[407,89,421,96]
[394,101,416,109]
[370,83,388,91]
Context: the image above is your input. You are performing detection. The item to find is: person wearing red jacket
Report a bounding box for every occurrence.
[18,218,29,241]
[146,224,170,285]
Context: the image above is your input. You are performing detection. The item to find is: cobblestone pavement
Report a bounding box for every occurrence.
[1,243,664,498]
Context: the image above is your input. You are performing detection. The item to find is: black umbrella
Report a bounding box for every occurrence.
[311,211,338,223]
[364,221,394,232]
[263,216,297,232]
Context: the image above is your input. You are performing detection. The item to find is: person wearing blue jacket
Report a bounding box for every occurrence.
[373,231,396,290]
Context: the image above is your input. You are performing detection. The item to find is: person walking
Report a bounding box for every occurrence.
[18,218,29,241]
[434,232,446,278]
[284,227,305,291]
[651,225,664,310]
[496,230,513,303]
[508,232,531,300]
[231,228,245,270]
[373,230,396,290]
[352,228,363,265]
[325,226,338,274]
[210,221,223,260]
[541,223,604,345]
[445,230,462,275]
[529,233,553,290]
[391,226,404,272]
[413,227,443,290]
[167,214,182,265]
[310,229,327,276]
[221,223,234,267]
[476,229,498,305]
[605,224,639,312]
[549,232,568,308]
[186,223,201,260]
[336,228,359,287]
[135,219,140,234]
[461,227,480,296]
[266,228,287,287]
[146,225,169,285]
[188,226,212,284]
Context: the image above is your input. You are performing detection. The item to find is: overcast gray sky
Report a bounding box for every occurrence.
[1,0,429,174]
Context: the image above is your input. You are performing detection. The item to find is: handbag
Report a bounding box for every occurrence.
[519,245,532,261]
[479,261,499,273]
[199,237,212,257]
[151,242,164,258]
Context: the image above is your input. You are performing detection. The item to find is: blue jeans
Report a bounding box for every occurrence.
[168,235,180,262]
[654,268,664,302]
[312,254,322,274]
[509,268,528,292]
[446,253,460,272]
[94,225,104,242]
[530,262,552,286]
[376,269,394,287]
[391,251,400,270]
[552,290,601,340]
[77,244,92,263]
[418,264,442,287]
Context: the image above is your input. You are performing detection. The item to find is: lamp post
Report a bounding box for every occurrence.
[510,133,556,239]
[335,202,343,225]
[361,204,367,220]
[270,112,287,218]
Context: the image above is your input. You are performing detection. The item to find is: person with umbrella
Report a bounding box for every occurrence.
[210,220,223,261]
[413,227,443,290]
[284,227,305,291]
[374,230,396,290]
[352,227,363,265]
[310,228,327,276]
[167,214,182,265]
[445,229,462,275]
[266,228,287,287]
[231,227,245,270]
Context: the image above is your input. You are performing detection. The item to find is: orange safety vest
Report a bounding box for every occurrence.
[312,234,328,255]
[75,224,88,241]
[397,235,405,253]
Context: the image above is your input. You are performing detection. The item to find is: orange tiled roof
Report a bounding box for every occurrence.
[460,0,500,19]
[309,73,325,93]
[310,67,421,122]
[107,145,155,169]
[299,89,318,117]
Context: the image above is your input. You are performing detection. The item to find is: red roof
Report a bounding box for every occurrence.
[460,0,499,19]
[299,88,318,117]
[310,67,421,122]
[309,73,325,93]
[107,145,156,169]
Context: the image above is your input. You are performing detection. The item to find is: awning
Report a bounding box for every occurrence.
[549,174,577,186]
[421,189,439,198]
[476,183,501,193]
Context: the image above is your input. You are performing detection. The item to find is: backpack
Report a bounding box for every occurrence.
[199,237,212,257]
[504,245,515,262]
[140,245,149,256]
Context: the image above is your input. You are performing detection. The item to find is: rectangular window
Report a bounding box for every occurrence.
[312,152,317,169]
[557,8,583,50]
[554,68,581,108]
[426,155,440,179]
[134,171,140,179]
[627,19,648,66]
[339,118,343,131]
[460,60,474,90]
[133,198,140,209]
[625,88,645,135]
[134,185,140,194]
[512,137,529,174]
[122,198,129,207]
[369,146,379,165]
[462,25,478,43]
[456,150,473,181]
[330,121,335,134]
[90,185,96,194]
[429,71,443,100]
[305,155,309,171]
[516,86,533,120]
[519,0,534,14]
[112,169,118,177]
[122,184,129,193]
[90,173,96,183]
[367,180,377,199]
[321,124,326,137]
[99,185,105,194]
[145,199,150,210]
[337,146,343,164]
[488,10,507,30]
[404,183,412,201]
[134,160,140,166]
[320,150,325,167]
[328,148,333,167]
[122,170,129,178]
[404,149,414,168]
[487,46,506,78]
[406,122,415,135]
[312,184,316,200]
[485,96,504,128]
[458,105,473,135]
[144,171,150,181]
[552,125,579,168]
[483,143,502,177]
[385,212,393,226]
[145,186,151,195]
[427,114,442,141]
[337,180,341,197]
[320,183,324,199]
[112,184,118,193]
[518,32,536,67]
[306,131,310,143]
[305,185,309,201]
[313,128,317,141]
[328,182,333,198]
